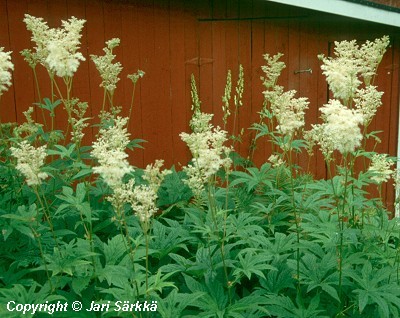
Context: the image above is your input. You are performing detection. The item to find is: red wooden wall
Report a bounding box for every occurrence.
[1,0,399,208]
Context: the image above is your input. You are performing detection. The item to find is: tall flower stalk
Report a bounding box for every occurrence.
[181,79,233,300]
[91,38,123,111]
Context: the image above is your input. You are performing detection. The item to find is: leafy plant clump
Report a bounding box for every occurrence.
[0,15,399,318]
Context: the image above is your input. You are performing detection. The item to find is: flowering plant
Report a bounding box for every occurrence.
[0,14,398,318]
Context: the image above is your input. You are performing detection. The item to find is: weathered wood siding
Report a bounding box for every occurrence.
[1,0,399,209]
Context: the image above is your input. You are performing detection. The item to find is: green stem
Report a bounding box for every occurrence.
[31,226,54,292]
[128,82,137,128]
[338,156,349,306]
[34,186,61,257]
[32,68,47,128]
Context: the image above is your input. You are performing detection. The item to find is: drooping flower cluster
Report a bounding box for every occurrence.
[91,38,123,94]
[0,47,14,96]
[23,14,86,77]
[264,86,309,138]
[180,111,232,197]
[368,153,394,184]
[10,140,48,186]
[307,100,363,158]
[91,116,133,189]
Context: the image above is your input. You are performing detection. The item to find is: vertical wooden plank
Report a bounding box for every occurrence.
[198,14,213,115]
[210,0,227,126]
[152,0,173,166]
[296,21,323,176]
[182,0,200,164]
[169,0,189,167]
[137,0,174,167]
[250,0,267,166]
[224,12,239,143]
[6,0,35,124]
[314,22,329,179]
[386,37,400,212]
[85,0,105,121]
[120,0,143,167]
[237,0,252,161]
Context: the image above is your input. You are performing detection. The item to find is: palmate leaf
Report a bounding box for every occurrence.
[295,251,340,302]
[150,219,189,259]
[352,262,400,317]
[233,248,276,281]
[156,289,205,318]
[260,260,295,294]
[103,234,127,265]
[157,167,192,207]
[230,163,273,192]
[265,293,329,318]
[182,273,228,318]
[226,293,269,317]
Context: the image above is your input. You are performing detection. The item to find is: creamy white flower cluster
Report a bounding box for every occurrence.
[127,69,145,84]
[0,47,13,96]
[318,36,389,102]
[306,100,363,158]
[106,160,170,224]
[10,140,48,186]
[91,118,170,223]
[23,14,86,77]
[353,85,383,126]
[264,86,309,138]
[268,154,284,168]
[91,116,133,188]
[91,38,123,93]
[368,153,394,184]
[131,160,171,223]
[180,112,232,197]
[261,53,286,89]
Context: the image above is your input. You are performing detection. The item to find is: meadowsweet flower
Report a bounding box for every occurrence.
[131,160,170,223]
[181,111,232,197]
[14,107,42,137]
[308,100,363,157]
[319,40,361,103]
[142,159,171,192]
[23,15,86,76]
[127,69,145,84]
[23,14,50,66]
[0,47,14,96]
[10,140,48,186]
[222,70,232,126]
[261,53,286,89]
[268,154,284,167]
[368,153,393,184]
[354,85,383,125]
[91,116,133,188]
[91,38,123,93]
[70,100,89,144]
[264,86,309,138]
[359,36,390,85]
